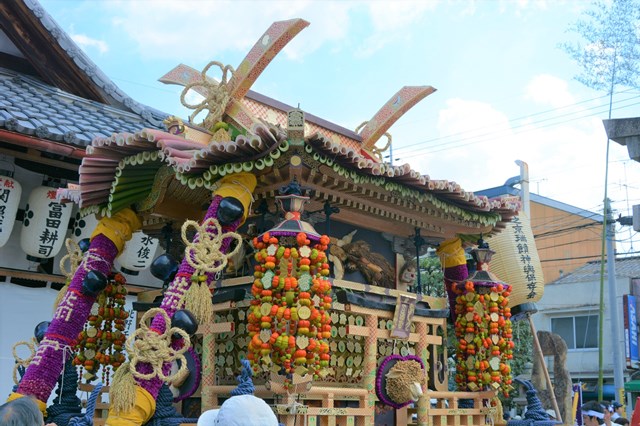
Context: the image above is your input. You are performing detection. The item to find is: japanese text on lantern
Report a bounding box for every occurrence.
[135,235,154,268]
[513,216,537,298]
[38,198,65,258]
[0,178,14,232]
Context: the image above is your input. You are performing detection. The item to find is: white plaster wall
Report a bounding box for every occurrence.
[532,275,631,379]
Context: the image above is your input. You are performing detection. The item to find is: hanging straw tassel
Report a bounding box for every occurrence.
[177,218,242,326]
[110,362,138,415]
[183,277,213,325]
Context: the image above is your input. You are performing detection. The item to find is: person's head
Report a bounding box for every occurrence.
[197,395,278,426]
[613,418,629,425]
[582,401,605,426]
[612,401,624,415]
[0,397,45,426]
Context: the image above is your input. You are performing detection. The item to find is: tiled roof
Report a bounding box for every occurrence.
[550,256,640,284]
[22,0,168,123]
[476,184,604,222]
[0,67,166,147]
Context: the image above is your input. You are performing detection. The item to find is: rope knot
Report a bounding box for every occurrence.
[179,61,235,131]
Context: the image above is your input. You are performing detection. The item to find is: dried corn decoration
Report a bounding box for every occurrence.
[247,185,332,387]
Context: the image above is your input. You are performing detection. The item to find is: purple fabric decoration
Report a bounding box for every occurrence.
[137,195,242,398]
[443,263,468,321]
[18,235,118,402]
[375,354,425,410]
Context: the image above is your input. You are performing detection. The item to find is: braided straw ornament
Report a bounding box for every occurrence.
[179,218,242,324]
[182,218,242,274]
[53,239,84,312]
[179,61,234,130]
[127,308,190,382]
[12,339,36,385]
[355,121,392,162]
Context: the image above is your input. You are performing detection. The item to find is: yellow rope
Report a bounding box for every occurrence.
[12,339,36,385]
[179,61,235,131]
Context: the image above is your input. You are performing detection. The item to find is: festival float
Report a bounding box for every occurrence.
[4,18,552,426]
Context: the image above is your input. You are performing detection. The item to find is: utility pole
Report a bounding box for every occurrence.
[605,198,625,403]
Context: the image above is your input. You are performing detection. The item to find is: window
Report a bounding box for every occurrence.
[551,315,598,349]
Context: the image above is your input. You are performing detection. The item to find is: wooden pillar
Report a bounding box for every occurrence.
[415,322,429,426]
[363,314,378,426]
[200,322,218,411]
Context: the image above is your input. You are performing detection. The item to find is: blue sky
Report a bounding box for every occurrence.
[39,0,640,252]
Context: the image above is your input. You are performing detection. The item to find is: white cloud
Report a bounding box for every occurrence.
[105,0,352,62]
[70,33,109,54]
[393,96,622,214]
[355,1,437,57]
[367,1,438,31]
[524,74,575,108]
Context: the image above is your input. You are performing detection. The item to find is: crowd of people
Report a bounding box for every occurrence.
[580,400,631,426]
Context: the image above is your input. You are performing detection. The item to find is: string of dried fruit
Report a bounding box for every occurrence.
[452,281,514,397]
[248,232,332,386]
[73,272,129,385]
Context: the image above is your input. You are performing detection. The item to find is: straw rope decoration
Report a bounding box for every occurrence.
[355,121,392,161]
[53,239,84,312]
[111,308,190,415]
[12,339,36,385]
[179,218,242,324]
[179,61,235,131]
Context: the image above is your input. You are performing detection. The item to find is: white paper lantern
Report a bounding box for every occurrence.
[20,186,72,261]
[0,173,22,247]
[70,212,99,243]
[117,231,159,275]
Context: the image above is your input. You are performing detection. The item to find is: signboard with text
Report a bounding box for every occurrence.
[623,294,639,369]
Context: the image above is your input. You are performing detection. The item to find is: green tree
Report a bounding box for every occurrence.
[561,0,640,400]
[561,0,640,97]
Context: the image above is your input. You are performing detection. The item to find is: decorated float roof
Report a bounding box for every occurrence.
[60,18,520,241]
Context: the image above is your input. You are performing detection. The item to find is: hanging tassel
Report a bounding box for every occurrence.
[110,362,137,415]
[52,282,70,313]
[183,277,213,325]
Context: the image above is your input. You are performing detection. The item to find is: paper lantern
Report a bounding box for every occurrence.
[20,186,73,261]
[117,230,159,275]
[70,212,99,243]
[0,172,22,247]
[486,211,545,307]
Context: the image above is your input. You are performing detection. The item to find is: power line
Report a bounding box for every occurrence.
[541,254,603,263]
[394,88,638,152]
[534,222,603,239]
[396,98,640,158]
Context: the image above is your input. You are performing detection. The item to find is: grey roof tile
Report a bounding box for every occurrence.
[550,256,640,284]
[0,67,167,147]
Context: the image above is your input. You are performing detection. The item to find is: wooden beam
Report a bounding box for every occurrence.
[0,147,80,171]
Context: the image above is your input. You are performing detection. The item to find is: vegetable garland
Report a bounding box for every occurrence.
[248,231,332,387]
